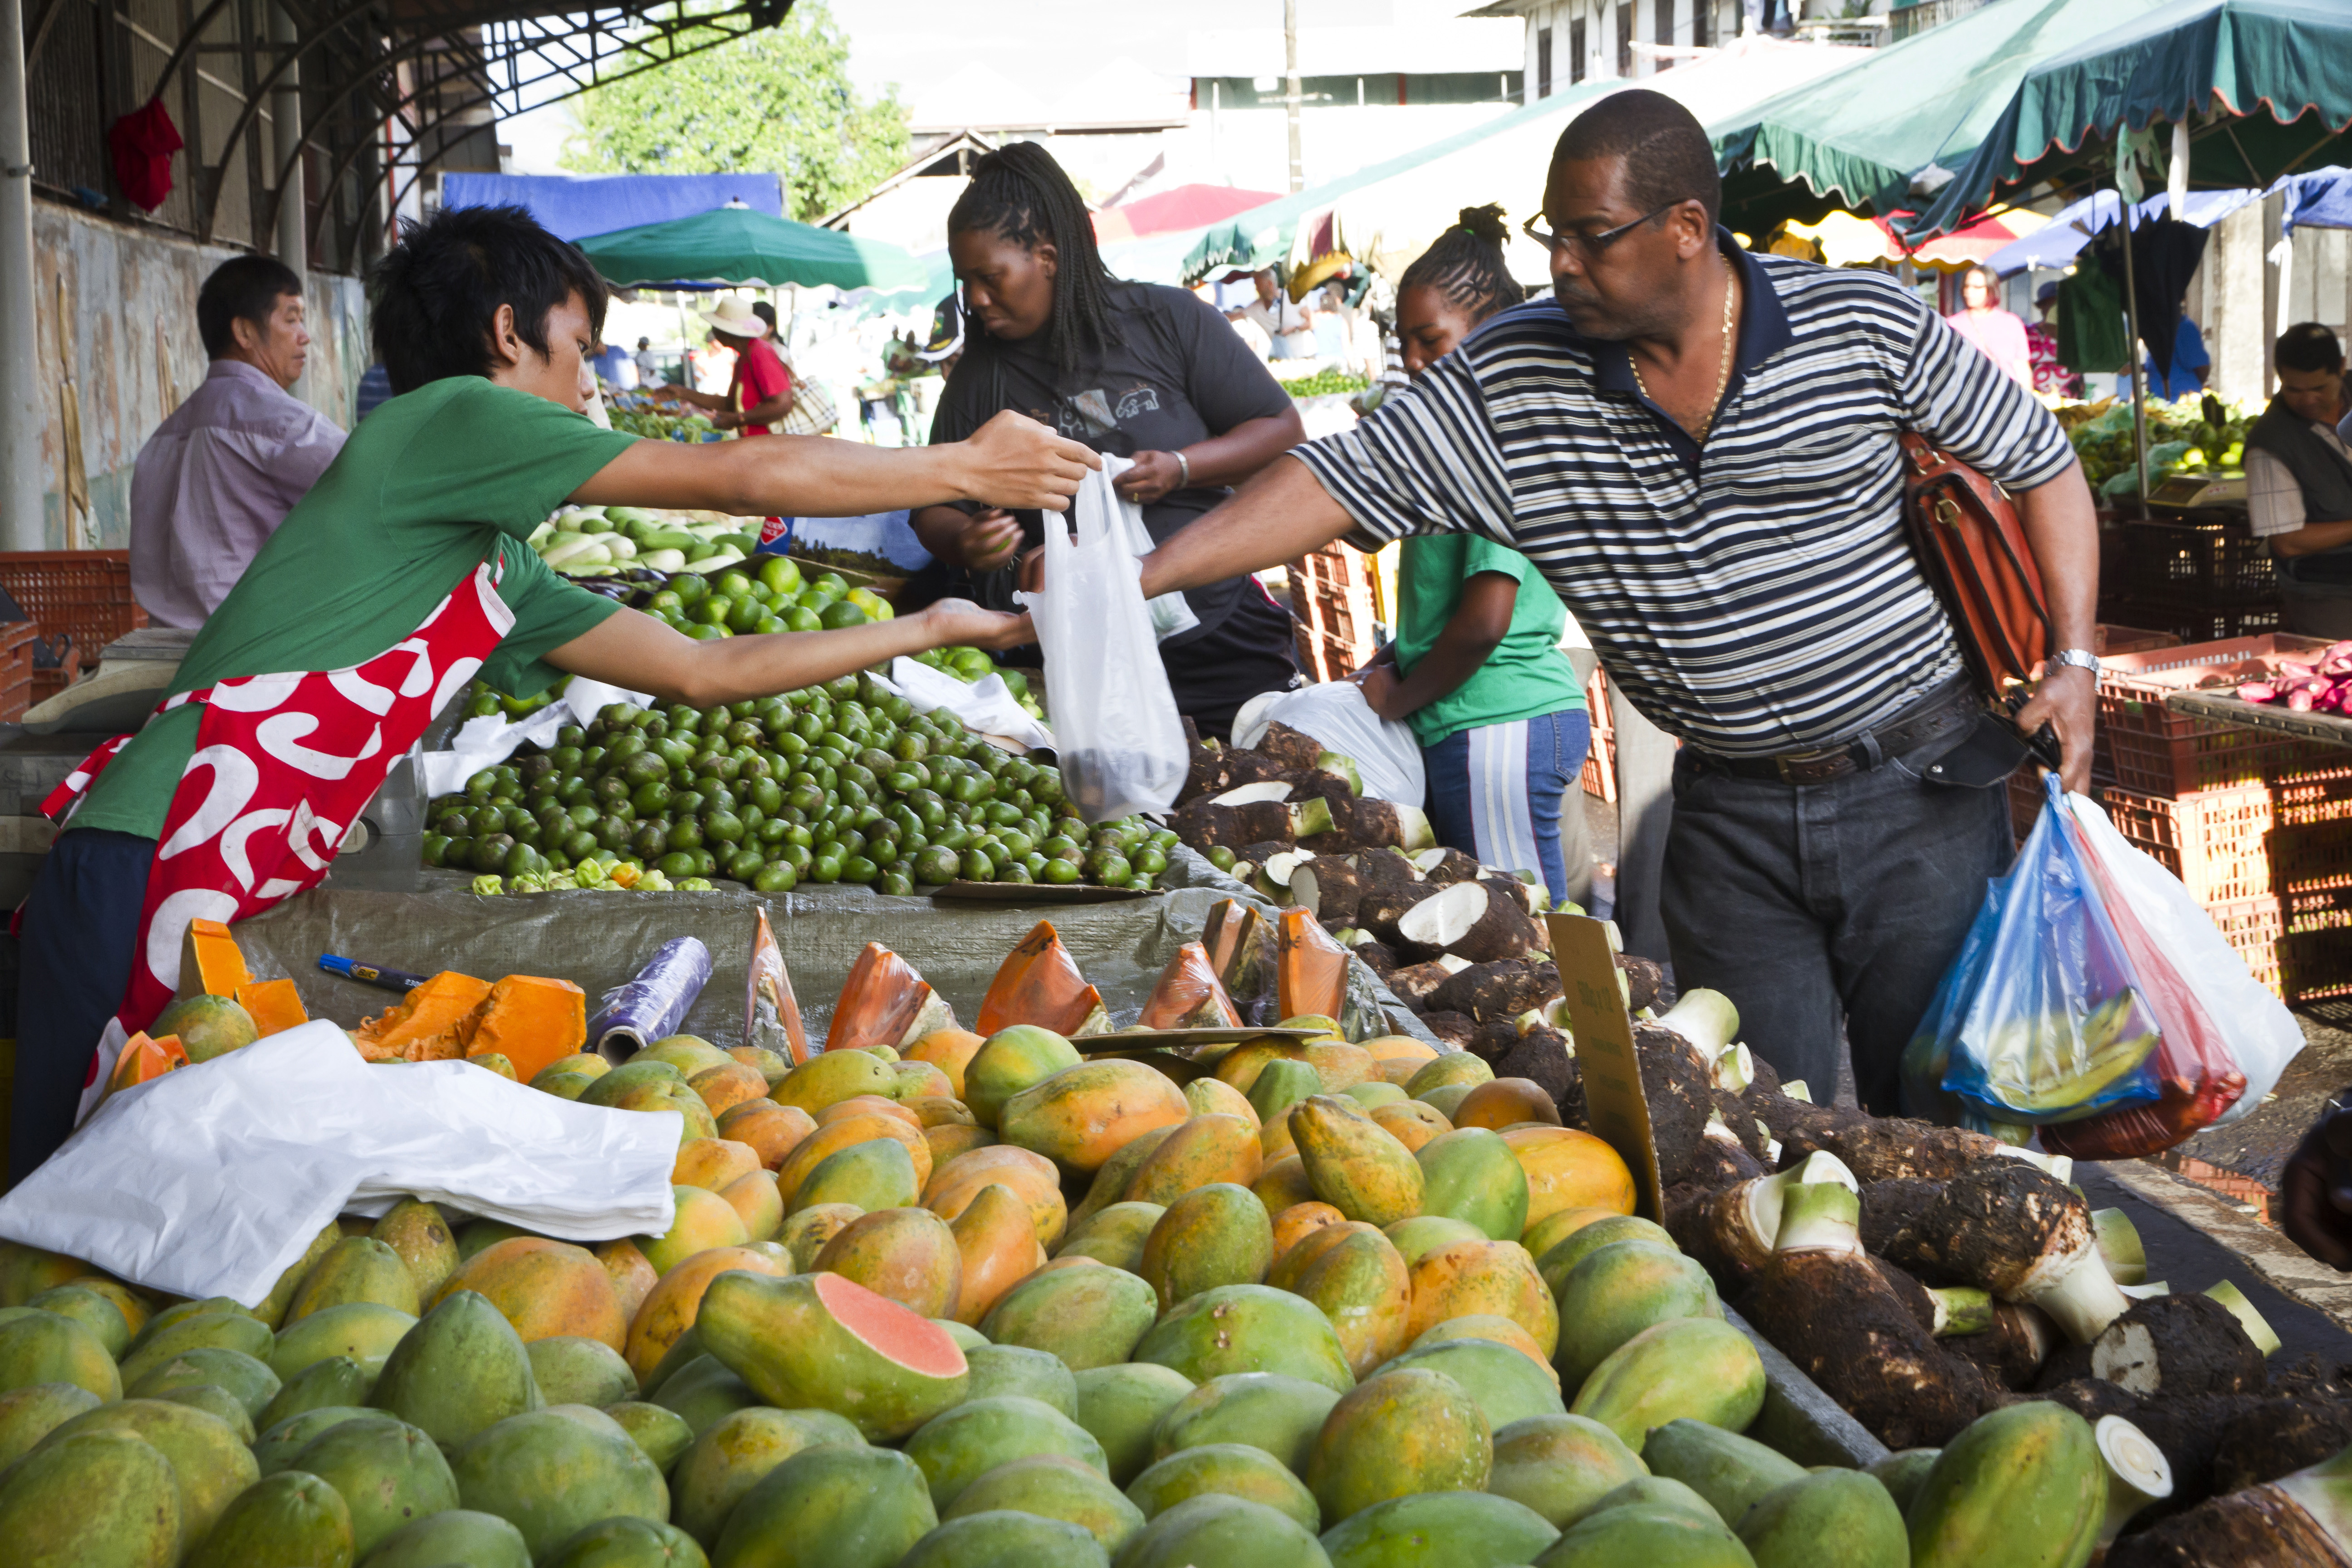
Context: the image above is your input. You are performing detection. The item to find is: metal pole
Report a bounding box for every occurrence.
[1284,0,1303,194]
[0,0,44,550]
[271,3,306,278]
[2118,189,2151,520]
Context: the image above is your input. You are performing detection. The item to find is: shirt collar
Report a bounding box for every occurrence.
[204,357,293,396]
[1586,229,1790,464]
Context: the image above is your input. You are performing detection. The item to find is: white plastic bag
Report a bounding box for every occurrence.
[1234,681,1426,807]
[1014,470,1188,822]
[1098,455,1200,642]
[420,675,652,798]
[0,1023,680,1305]
[877,657,1054,751]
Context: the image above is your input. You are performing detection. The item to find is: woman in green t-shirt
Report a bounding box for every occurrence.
[1349,207,1589,905]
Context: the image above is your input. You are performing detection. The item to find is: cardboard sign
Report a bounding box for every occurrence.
[1547,911,1664,1222]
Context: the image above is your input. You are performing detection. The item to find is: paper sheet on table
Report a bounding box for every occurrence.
[881,657,1054,751]
[0,1023,679,1305]
[420,676,653,798]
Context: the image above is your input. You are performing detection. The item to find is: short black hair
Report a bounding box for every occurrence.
[197,255,303,358]
[1399,205,1524,325]
[2278,322,2344,375]
[369,204,608,394]
[750,300,778,332]
[1551,88,1721,230]
[947,142,1120,375]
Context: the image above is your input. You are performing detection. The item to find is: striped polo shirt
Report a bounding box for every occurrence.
[1295,239,2078,757]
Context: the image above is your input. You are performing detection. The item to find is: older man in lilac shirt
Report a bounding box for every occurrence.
[129,255,346,628]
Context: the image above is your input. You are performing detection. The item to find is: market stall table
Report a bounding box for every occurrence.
[2167,688,2352,750]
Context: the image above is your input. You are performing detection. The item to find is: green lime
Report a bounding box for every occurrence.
[820,601,870,632]
[715,569,755,599]
[686,622,727,640]
[814,573,849,596]
[784,605,823,633]
[796,588,836,612]
[759,555,803,596]
[645,589,684,614]
[753,616,786,635]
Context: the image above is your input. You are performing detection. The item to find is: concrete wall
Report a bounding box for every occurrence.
[30,198,368,551]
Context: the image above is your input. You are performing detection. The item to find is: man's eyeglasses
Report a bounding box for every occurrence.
[1521,202,1681,261]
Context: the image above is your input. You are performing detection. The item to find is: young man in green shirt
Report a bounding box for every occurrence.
[12,204,1095,1180]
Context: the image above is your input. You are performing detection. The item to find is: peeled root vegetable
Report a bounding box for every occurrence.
[1394,879,1544,964]
[2038,1294,2267,1400]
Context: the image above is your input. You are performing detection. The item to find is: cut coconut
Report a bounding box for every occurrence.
[2203,1280,2282,1356]
[1929,1287,1994,1337]
[2092,1209,2148,1287]
[1394,880,1544,963]
[1138,941,1243,1031]
[826,942,958,1054]
[2093,1414,2175,1546]
[975,920,1107,1038]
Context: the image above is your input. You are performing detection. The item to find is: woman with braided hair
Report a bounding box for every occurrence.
[1349,206,1590,905]
[909,142,1307,740]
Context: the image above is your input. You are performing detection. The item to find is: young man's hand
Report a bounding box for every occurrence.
[1351,664,1410,720]
[954,411,1098,510]
[916,598,1032,652]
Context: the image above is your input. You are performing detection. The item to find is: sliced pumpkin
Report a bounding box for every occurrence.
[1139,940,1242,1031]
[461,975,588,1083]
[825,942,957,1054]
[748,907,810,1065]
[975,920,1109,1038]
[1203,897,1276,1004]
[176,919,253,1000]
[105,1031,187,1101]
[233,978,309,1038]
[1276,907,1349,1025]
[350,971,493,1063]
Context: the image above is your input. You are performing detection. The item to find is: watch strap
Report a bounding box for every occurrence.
[2047,647,2101,673]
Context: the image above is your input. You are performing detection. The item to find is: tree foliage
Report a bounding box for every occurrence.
[564,2,910,221]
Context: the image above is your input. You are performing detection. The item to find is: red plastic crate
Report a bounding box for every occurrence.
[0,621,37,722]
[1580,665,1617,803]
[2095,770,2352,907]
[2092,633,2337,797]
[0,550,145,665]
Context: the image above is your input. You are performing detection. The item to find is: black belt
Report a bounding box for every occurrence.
[1685,682,1983,785]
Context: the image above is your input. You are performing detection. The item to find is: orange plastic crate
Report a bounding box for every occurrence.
[2093,633,2338,797]
[0,551,145,670]
[2096,771,2352,907]
[0,621,37,723]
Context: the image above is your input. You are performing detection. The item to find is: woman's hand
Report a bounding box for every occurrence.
[1116,451,1187,506]
[710,408,742,431]
[1352,664,1411,720]
[918,598,1033,652]
[952,509,1024,573]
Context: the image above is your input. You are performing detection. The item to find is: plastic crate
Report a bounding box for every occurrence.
[1287,544,1381,681]
[2095,770,2352,906]
[1580,665,1617,803]
[0,551,144,663]
[2095,623,2181,657]
[2092,633,2337,797]
[2095,595,2282,646]
[0,621,38,723]
[2116,518,2278,603]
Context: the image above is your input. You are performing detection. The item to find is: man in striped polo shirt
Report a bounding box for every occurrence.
[1138,92,2099,1114]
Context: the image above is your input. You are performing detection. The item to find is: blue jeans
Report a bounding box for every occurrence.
[1422,707,1592,908]
[12,828,154,1182]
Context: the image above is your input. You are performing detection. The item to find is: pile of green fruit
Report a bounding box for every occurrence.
[610,406,720,442]
[1282,368,1372,400]
[631,558,894,640]
[529,507,758,578]
[421,677,1172,895]
[2063,395,2251,496]
[910,646,1044,721]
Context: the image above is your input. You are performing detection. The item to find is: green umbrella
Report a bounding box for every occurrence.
[1906,0,2352,240]
[577,204,931,292]
[1712,0,2180,236]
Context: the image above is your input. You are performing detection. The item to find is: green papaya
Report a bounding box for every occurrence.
[1905,1402,2102,1568]
[368,1289,543,1450]
[1133,1285,1356,1395]
[1737,1470,1907,1568]
[1319,1490,1556,1568]
[671,1405,864,1546]
[1551,1242,1721,1392]
[127,1345,280,1420]
[1531,1502,1754,1567]
[1568,1318,1764,1454]
[713,1443,938,1568]
[451,1406,669,1560]
[1639,1419,1806,1528]
[286,1413,459,1558]
[898,1510,1107,1568]
[0,1382,102,1468]
[963,1343,1079,1416]
[257,1356,374,1432]
[1073,1362,1194,1486]
[356,1508,528,1568]
[981,1265,1159,1372]
[1153,1372,1342,1473]
[1117,1494,1332,1568]
[1485,1414,1648,1530]
[1413,1129,1531,1242]
[184,1468,355,1568]
[943,1452,1144,1554]
[603,1401,695,1473]
[1126,1442,1322,1534]
[902,1394,1106,1512]
[0,1427,181,1568]
[0,1311,122,1402]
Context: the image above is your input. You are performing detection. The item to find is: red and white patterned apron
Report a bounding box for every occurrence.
[43,559,516,1119]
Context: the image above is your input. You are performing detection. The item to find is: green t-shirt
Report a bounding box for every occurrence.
[1393,533,1585,747]
[73,378,635,840]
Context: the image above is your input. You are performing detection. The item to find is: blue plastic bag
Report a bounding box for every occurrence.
[1903,775,2166,1127]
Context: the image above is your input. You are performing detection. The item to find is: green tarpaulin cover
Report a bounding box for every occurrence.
[577,205,931,292]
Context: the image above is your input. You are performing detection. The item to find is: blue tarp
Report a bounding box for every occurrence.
[2279,167,2352,233]
[440,173,783,242]
[1983,187,2263,275]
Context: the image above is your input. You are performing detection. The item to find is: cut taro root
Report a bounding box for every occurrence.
[2082,1294,2267,1399]
[2095,1209,2149,1287]
[2210,1396,2352,1495]
[1408,847,1483,884]
[1929,1287,1995,1336]
[825,942,957,1054]
[1427,959,1561,1025]
[1138,941,1243,1031]
[1615,954,1665,1013]
[1203,899,1278,1008]
[1421,1010,1477,1047]
[2096,1414,2176,1547]
[1313,752,1363,794]
[1276,906,1350,1024]
[1357,880,1442,945]
[1221,750,1294,789]
[1258,720,1327,773]
[1687,1127,1765,1190]
[1690,1150,1862,1275]
[1290,858,1368,927]
[1384,956,1471,1009]
[1357,847,1426,892]
[1889,1162,2132,1345]
[2202,1281,2281,1357]
[976,920,1109,1038]
[1307,794,1437,854]
[1948,1302,2059,1391]
[1180,717,1225,804]
[1171,787,1333,849]
[1394,879,1545,963]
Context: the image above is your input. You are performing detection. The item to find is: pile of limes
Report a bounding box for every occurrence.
[633,556,893,640]
[420,674,1174,897]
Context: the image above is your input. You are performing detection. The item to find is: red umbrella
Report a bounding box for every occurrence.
[1095,184,1282,243]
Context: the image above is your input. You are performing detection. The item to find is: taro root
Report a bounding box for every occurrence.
[1687,1125,1765,1190]
[2103,1465,2352,1568]
[1306,794,1437,854]
[1358,879,1442,944]
[1494,1030,1579,1125]
[1469,1017,1521,1064]
[1682,1149,1860,1279]
[1815,1117,2010,1184]
[1172,785,1335,849]
[1407,847,1482,884]
[1342,934,1399,979]
[1639,990,1740,1085]
[1386,956,1471,1009]
[2066,1294,2266,1400]
[1180,717,1225,804]
[1882,1162,2131,1345]
[1421,1011,1477,1048]
[1356,847,1425,894]
[1743,1053,1783,1100]
[1752,1095,1860,1162]
[1615,954,1665,1013]
[2205,1281,2283,1356]
[2212,1397,2352,1494]
[1709,1089,1773,1163]
[1290,858,1368,927]
[1860,1178,1946,1258]
[1740,1181,1990,1450]
[1393,878,1545,963]
[1949,1303,2060,1391]
[2095,1414,2178,1548]
[1636,1023,1719,1187]
[2095,1208,2149,1287]
[1258,721,1327,773]
[1428,960,1561,1026]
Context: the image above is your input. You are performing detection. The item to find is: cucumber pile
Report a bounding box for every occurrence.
[529,505,760,578]
[421,674,1171,896]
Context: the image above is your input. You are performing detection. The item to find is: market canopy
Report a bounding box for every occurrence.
[1094,184,1283,243]
[1712,0,2182,237]
[1784,208,2051,272]
[443,173,784,242]
[1980,186,2263,273]
[1906,0,2352,240]
[2278,165,2352,231]
[575,205,931,293]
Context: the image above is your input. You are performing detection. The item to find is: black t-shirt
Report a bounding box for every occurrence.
[929,281,1295,642]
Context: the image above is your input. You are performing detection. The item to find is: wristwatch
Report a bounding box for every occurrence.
[2047,647,2101,676]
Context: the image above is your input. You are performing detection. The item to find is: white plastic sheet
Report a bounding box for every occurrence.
[420,676,654,798]
[1233,681,1427,808]
[879,658,1054,751]
[0,1023,680,1306]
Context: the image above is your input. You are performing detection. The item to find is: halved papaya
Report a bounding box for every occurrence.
[461,975,589,1083]
[234,978,310,1038]
[351,971,493,1062]
[825,943,957,1054]
[748,906,811,1065]
[975,921,1109,1038]
[1277,908,1349,1025]
[105,1030,187,1101]
[176,918,253,1000]
[1139,941,1242,1031]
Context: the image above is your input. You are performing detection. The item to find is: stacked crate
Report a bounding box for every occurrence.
[0,551,146,707]
[1579,664,1617,803]
[2098,518,2281,645]
[1287,545,1382,682]
[2082,634,2352,1000]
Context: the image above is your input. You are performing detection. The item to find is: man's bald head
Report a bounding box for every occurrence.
[1552,89,1721,230]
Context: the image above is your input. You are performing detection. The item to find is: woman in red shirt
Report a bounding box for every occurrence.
[658,296,793,434]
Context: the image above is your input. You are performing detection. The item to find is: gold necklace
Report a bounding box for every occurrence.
[1630,260,1739,441]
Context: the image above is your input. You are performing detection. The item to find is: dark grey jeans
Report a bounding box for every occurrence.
[1659,732,2014,1115]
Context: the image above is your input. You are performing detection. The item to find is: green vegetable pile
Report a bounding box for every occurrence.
[2063,396,2250,498]
[421,676,1171,896]
[911,645,1044,719]
[528,505,758,578]
[608,407,718,441]
[633,556,895,641]
[1283,368,1372,400]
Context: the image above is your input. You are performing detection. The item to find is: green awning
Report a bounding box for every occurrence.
[1906,0,2352,239]
[1712,0,2181,236]
[577,205,931,293]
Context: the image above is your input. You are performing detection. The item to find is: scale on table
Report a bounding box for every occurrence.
[2144,470,2249,523]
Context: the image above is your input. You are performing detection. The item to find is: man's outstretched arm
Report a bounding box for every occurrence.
[1136,456,1361,598]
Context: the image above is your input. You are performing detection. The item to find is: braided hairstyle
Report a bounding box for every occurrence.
[1398,204,1524,326]
[948,142,1121,375]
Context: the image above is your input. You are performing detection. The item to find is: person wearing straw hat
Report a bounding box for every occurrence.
[654,295,794,436]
